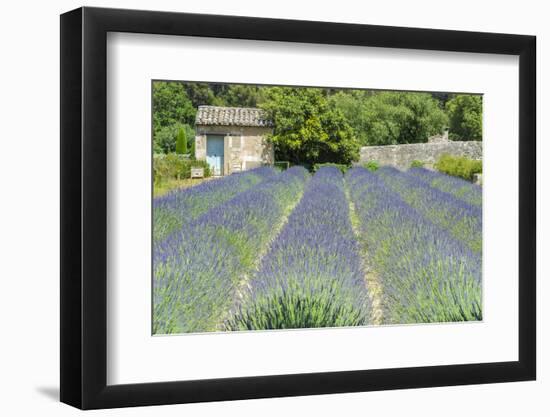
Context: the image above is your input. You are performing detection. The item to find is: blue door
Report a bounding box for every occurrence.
[206,136,224,176]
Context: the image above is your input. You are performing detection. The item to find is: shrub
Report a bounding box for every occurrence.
[175,127,188,154]
[434,154,482,181]
[410,160,425,168]
[313,162,350,174]
[153,154,211,184]
[154,123,194,154]
[363,160,379,172]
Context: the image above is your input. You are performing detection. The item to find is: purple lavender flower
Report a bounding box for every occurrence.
[408,167,482,207]
[153,167,309,334]
[376,167,482,253]
[347,167,481,323]
[153,167,277,243]
[227,166,371,330]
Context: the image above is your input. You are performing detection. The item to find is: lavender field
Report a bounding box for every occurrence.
[153,166,482,334]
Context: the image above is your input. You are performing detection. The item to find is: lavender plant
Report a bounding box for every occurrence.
[226,166,370,330]
[376,167,482,253]
[153,166,276,243]
[347,167,482,323]
[153,166,309,334]
[408,167,482,207]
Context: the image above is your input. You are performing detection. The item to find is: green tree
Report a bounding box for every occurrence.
[155,122,194,154]
[152,81,196,131]
[260,87,359,165]
[431,92,452,107]
[152,82,195,154]
[175,127,188,154]
[330,91,448,146]
[155,123,181,154]
[184,83,223,108]
[446,95,483,141]
[219,84,264,107]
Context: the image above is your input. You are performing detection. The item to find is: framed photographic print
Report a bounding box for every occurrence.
[60,6,536,409]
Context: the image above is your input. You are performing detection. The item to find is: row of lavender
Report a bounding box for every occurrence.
[154,164,483,333]
[226,167,371,330]
[153,167,276,243]
[376,167,482,253]
[153,167,309,334]
[347,167,481,323]
[408,167,482,207]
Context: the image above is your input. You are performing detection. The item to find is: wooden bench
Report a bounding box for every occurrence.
[190,167,205,179]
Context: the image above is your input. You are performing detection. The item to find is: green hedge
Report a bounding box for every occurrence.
[153,153,211,183]
[362,160,380,172]
[434,154,482,181]
[312,162,350,173]
[410,160,425,168]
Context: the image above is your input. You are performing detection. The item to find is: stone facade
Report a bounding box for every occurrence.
[195,125,274,175]
[359,141,482,170]
[194,106,275,176]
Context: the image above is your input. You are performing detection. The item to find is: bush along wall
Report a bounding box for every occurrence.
[434,154,482,182]
[153,154,211,184]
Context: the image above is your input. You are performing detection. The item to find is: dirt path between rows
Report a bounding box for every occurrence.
[345,186,384,325]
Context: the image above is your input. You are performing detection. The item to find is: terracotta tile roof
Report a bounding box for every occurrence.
[195,106,273,127]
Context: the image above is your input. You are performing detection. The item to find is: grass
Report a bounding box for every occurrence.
[153,177,215,197]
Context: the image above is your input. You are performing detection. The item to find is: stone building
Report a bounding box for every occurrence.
[194,106,275,176]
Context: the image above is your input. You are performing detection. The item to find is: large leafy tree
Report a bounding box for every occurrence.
[446,94,483,141]
[152,81,196,131]
[152,81,196,154]
[330,91,448,146]
[260,87,359,165]
[184,83,223,108]
[218,84,264,107]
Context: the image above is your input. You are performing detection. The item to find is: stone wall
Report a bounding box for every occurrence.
[358,141,482,169]
[195,125,274,175]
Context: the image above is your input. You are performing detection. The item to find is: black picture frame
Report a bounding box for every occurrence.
[60,6,536,410]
